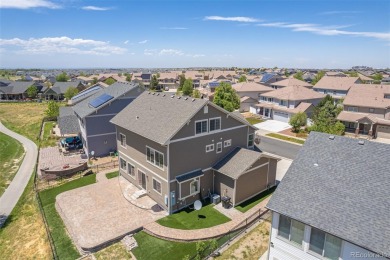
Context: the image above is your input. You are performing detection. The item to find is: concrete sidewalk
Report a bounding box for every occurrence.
[0,122,38,227]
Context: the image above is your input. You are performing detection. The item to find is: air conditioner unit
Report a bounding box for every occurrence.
[212,194,221,204]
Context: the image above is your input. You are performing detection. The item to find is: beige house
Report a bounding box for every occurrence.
[337,84,390,138]
[157,72,179,89]
[232,82,272,99]
[240,96,258,112]
[313,76,360,100]
[270,78,313,90]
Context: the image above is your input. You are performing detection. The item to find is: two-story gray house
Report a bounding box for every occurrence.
[61,82,144,157]
[110,92,279,214]
[313,76,360,100]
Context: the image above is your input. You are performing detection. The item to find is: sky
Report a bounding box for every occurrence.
[0,0,389,69]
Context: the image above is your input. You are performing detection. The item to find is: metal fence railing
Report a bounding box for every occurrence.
[89,160,118,173]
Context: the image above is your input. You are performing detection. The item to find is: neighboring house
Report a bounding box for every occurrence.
[313,76,360,100]
[0,81,44,100]
[259,73,285,86]
[211,71,236,81]
[157,72,179,89]
[324,71,347,77]
[232,82,273,100]
[337,84,390,138]
[60,82,144,157]
[357,73,374,83]
[302,72,316,83]
[240,96,258,112]
[110,92,279,214]
[270,78,313,90]
[205,80,233,93]
[382,77,390,84]
[255,86,325,122]
[266,132,390,260]
[43,81,85,100]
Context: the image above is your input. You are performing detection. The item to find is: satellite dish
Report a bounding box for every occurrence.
[194,200,202,211]
[91,151,95,157]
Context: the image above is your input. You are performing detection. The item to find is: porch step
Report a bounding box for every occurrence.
[131,189,147,200]
[122,234,138,251]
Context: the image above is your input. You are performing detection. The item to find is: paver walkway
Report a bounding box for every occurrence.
[143,196,271,241]
[0,122,38,227]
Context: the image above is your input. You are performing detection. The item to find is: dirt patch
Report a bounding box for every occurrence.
[278,128,308,138]
[216,216,271,260]
[94,242,132,260]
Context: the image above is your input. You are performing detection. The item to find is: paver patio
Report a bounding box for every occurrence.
[56,176,167,251]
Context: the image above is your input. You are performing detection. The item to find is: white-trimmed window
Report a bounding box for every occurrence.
[280,100,287,106]
[248,133,254,147]
[348,106,358,112]
[309,227,342,259]
[206,144,214,153]
[195,119,208,135]
[209,117,221,132]
[216,142,222,153]
[146,146,164,169]
[369,108,375,113]
[119,133,126,148]
[268,98,273,102]
[190,179,199,195]
[120,158,127,170]
[153,178,162,194]
[224,139,231,147]
[278,215,305,247]
[128,163,135,177]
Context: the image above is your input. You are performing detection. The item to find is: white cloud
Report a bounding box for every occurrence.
[189,54,205,58]
[204,16,261,23]
[138,40,148,44]
[82,6,112,11]
[0,0,60,9]
[0,36,127,55]
[160,27,188,30]
[257,22,390,41]
[124,40,129,44]
[144,49,157,56]
[159,49,184,56]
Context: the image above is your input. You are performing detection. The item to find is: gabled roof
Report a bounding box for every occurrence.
[73,82,139,119]
[232,82,272,93]
[0,81,40,94]
[337,111,382,122]
[271,78,313,88]
[267,132,390,256]
[313,76,359,91]
[343,84,390,109]
[240,96,258,103]
[50,81,82,94]
[58,107,80,135]
[110,92,255,145]
[261,86,324,101]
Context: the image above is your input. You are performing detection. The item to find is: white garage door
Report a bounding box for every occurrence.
[377,125,390,139]
[273,111,289,123]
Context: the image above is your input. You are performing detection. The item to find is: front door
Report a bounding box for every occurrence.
[138,171,147,190]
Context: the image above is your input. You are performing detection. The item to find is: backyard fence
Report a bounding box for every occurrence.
[89,160,118,173]
[189,209,271,260]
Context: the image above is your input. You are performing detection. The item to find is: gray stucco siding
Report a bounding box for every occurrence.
[172,104,245,140]
[116,126,168,180]
[86,133,116,157]
[213,171,235,203]
[169,126,253,179]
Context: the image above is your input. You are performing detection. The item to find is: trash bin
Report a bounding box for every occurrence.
[221,196,231,209]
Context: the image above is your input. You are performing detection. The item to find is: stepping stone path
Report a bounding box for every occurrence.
[122,234,138,251]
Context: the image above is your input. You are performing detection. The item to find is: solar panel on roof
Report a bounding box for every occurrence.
[71,86,101,100]
[89,93,114,108]
[260,73,274,83]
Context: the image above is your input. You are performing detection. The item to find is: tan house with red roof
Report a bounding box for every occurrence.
[254,86,325,122]
[313,76,360,99]
[337,84,390,138]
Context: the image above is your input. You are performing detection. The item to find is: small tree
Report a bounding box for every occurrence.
[26,85,38,98]
[178,74,186,91]
[195,241,207,260]
[45,101,59,117]
[92,77,98,84]
[64,86,79,100]
[192,89,201,98]
[238,75,247,83]
[311,71,325,85]
[126,74,132,82]
[289,112,307,133]
[104,77,116,85]
[371,73,383,84]
[118,73,122,76]
[213,82,240,112]
[56,72,70,82]
[182,78,193,96]
[150,75,159,90]
[293,71,303,81]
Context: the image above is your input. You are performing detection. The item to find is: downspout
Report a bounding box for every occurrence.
[167,143,171,214]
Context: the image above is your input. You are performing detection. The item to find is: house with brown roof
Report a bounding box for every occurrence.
[157,72,179,89]
[337,84,390,138]
[255,86,325,122]
[232,82,272,99]
[313,76,360,100]
[270,78,313,90]
[325,71,347,77]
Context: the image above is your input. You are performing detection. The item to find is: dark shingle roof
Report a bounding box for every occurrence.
[51,81,82,94]
[58,107,80,135]
[73,82,139,119]
[176,169,203,182]
[267,132,390,256]
[213,147,263,179]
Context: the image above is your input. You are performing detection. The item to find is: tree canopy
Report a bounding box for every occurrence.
[26,85,38,98]
[309,95,344,135]
[311,71,325,85]
[238,75,247,83]
[104,77,116,85]
[213,82,240,112]
[182,78,193,96]
[56,72,70,82]
[150,75,159,90]
[192,89,201,98]
[126,74,132,82]
[289,112,307,133]
[92,77,98,84]
[293,71,303,81]
[45,101,59,118]
[64,86,79,100]
[178,74,186,91]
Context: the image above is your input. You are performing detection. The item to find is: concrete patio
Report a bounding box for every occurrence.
[56,175,167,251]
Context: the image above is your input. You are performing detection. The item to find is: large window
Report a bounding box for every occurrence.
[120,133,126,148]
[195,120,208,135]
[209,118,221,132]
[309,227,342,259]
[190,179,199,195]
[120,158,127,170]
[216,142,222,153]
[280,100,287,106]
[248,133,254,147]
[278,215,305,246]
[128,163,135,177]
[369,108,375,113]
[153,178,162,194]
[146,147,164,169]
[348,106,358,112]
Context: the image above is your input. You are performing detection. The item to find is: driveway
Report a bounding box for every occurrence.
[0,122,38,227]
[254,120,291,133]
[56,176,167,251]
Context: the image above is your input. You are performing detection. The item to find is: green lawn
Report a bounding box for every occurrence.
[235,187,276,213]
[40,121,59,148]
[157,202,231,230]
[246,117,263,125]
[105,171,119,179]
[132,231,197,260]
[38,174,96,259]
[0,132,25,196]
[266,133,305,145]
